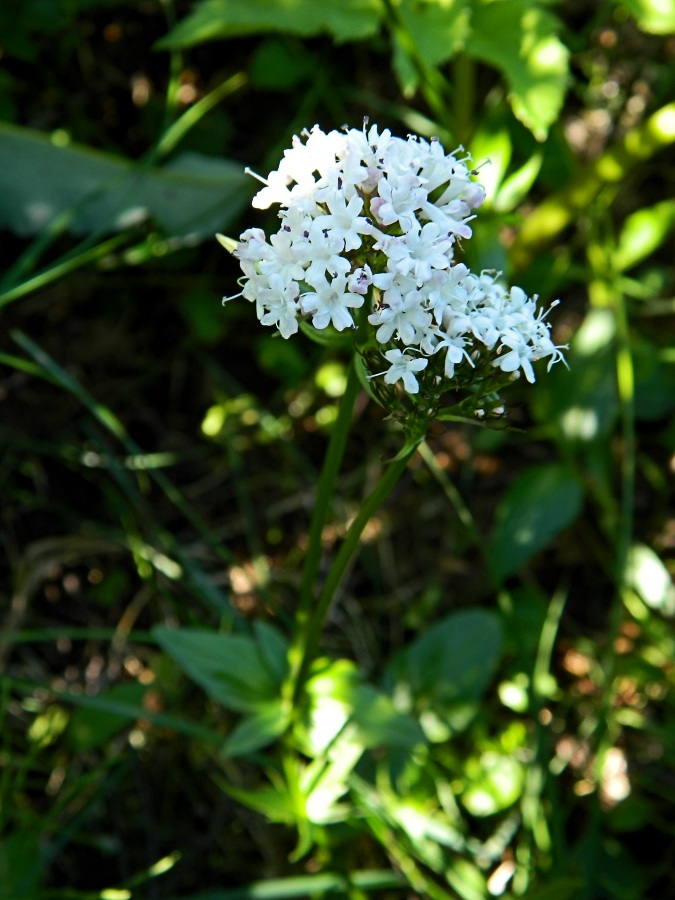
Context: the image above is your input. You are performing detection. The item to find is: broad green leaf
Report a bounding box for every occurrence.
[153,627,281,713]
[488,464,583,583]
[391,0,471,95]
[466,0,569,140]
[157,0,384,49]
[613,199,675,271]
[0,123,250,238]
[67,682,146,751]
[222,701,291,756]
[386,610,503,714]
[621,0,675,34]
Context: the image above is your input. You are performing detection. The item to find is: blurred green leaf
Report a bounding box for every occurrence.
[632,337,675,421]
[157,0,384,49]
[223,701,291,756]
[0,123,250,238]
[620,0,675,34]
[466,0,569,140]
[298,658,424,755]
[0,831,43,900]
[386,609,503,717]
[67,682,146,751]
[488,464,583,583]
[253,620,290,685]
[391,0,471,95]
[153,627,282,713]
[614,200,675,271]
[250,38,315,90]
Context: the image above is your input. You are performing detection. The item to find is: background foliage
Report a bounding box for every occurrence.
[1,0,675,898]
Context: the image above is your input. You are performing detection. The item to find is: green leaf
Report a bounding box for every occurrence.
[488,464,583,583]
[298,319,354,348]
[253,620,290,685]
[222,701,291,756]
[620,0,675,34]
[350,683,426,749]
[391,0,471,95]
[0,831,43,900]
[153,627,281,713]
[157,0,384,49]
[0,123,250,238]
[386,610,503,714]
[466,0,569,140]
[613,199,675,271]
[67,682,147,751]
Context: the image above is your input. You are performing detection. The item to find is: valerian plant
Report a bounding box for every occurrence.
[213,119,569,731]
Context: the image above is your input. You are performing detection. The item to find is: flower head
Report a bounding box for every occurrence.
[226,121,566,426]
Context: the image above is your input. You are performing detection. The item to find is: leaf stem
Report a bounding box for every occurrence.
[285,433,418,709]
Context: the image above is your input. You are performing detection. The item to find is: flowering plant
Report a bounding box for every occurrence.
[225,120,566,434]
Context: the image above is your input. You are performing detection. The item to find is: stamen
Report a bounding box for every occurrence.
[244,166,269,186]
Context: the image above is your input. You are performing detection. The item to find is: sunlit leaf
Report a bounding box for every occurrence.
[157,0,384,49]
[621,0,675,34]
[488,464,583,583]
[625,543,675,616]
[391,0,471,95]
[613,199,675,271]
[466,0,569,140]
[0,123,250,238]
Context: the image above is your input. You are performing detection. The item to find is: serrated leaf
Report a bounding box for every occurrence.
[0,123,250,238]
[153,627,280,713]
[466,0,569,140]
[488,464,583,582]
[157,0,384,49]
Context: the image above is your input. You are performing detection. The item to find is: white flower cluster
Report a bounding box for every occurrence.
[229,122,565,399]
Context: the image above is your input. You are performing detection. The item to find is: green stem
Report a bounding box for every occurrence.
[285,438,418,708]
[282,360,360,706]
[0,233,132,309]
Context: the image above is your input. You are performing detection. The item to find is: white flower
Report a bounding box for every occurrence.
[381,349,428,394]
[228,122,564,400]
[300,273,364,331]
